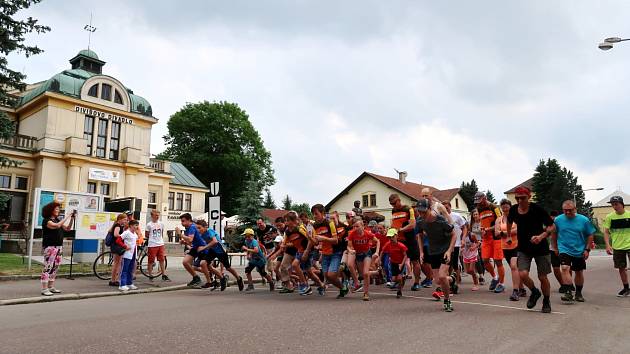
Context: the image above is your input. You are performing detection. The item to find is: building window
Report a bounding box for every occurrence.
[370,194,376,207]
[114,90,123,104]
[14,177,27,190]
[84,116,94,155]
[168,192,174,210]
[96,118,108,158]
[109,122,120,160]
[101,83,112,101]
[455,198,459,209]
[362,195,369,208]
[100,183,110,196]
[0,175,10,189]
[362,193,376,208]
[87,182,97,194]
[184,194,192,211]
[88,84,98,97]
[176,193,183,211]
[148,191,157,212]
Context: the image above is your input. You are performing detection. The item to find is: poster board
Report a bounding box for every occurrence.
[75,211,119,240]
[33,188,102,229]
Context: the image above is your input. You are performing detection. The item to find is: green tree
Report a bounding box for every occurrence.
[0,0,49,208]
[262,189,276,209]
[161,101,275,215]
[532,159,592,217]
[281,195,292,210]
[235,179,263,227]
[459,179,479,211]
[486,190,496,204]
[291,202,311,218]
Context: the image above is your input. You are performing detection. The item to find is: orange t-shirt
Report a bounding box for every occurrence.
[497,216,518,250]
[313,220,337,255]
[477,204,501,240]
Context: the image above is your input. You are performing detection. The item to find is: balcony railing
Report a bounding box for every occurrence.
[149,158,170,173]
[0,134,37,150]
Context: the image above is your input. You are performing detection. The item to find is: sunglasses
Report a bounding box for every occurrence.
[563,209,575,213]
[515,196,528,201]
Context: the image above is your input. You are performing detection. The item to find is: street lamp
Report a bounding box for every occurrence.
[574,187,604,205]
[598,37,630,50]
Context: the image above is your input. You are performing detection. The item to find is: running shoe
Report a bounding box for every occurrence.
[561,291,574,302]
[363,293,370,301]
[411,283,420,291]
[421,279,433,288]
[317,286,326,296]
[450,275,458,294]
[41,289,53,296]
[303,287,313,296]
[489,278,498,291]
[443,299,453,312]
[341,283,349,297]
[128,284,138,290]
[269,281,275,292]
[559,285,567,294]
[386,282,395,288]
[527,288,541,309]
[518,288,527,297]
[245,284,255,292]
[48,287,62,294]
[237,276,244,291]
[509,290,519,301]
[352,284,363,293]
[201,282,213,289]
[336,290,345,299]
[471,285,479,291]
[542,298,552,313]
[617,288,630,297]
[569,284,575,291]
[575,293,585,302]
[478,276,485,285]
[187,276,201,287]
[278,287,294,294]
[220,276,227,291]
[118,286,129,292]
[494,284,505,293]
[432,289,444,301]
[162,275,171,282]
[396,289,402,299]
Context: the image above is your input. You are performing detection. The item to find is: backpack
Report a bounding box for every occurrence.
[105,231,115,247]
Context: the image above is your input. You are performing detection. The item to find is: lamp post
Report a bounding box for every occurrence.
[574,187,604,205]
[598,37,630,50]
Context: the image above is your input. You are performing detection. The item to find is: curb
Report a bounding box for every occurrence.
[0,278,263,306]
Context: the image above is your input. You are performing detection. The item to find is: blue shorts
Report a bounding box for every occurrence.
[296,252,313,271]
[356,251,372,263]
[321,252,342,273]
[245,258,267,276]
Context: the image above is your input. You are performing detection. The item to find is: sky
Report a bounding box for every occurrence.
[8,0,630,206]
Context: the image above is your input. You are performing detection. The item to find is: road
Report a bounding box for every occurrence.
[1,254,628,354]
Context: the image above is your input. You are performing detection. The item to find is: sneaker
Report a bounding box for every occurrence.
[542,298,552,313]
[432,290,444,300]
[362,293,370,301]
[279,287,294,294]
[162,275,171,282]
[118,286,129,292]
[509,289,519,301]
[386,282,395,288]
[128,284,138,290]
[220,277,227,291]
[411,283,420,291]
[561,291,574,302]
[443,299,453,312]
[527,288,541,309]
[478,276,485,285]
[341,283,349,297]
[575,293,585,302]
[269,281,275,292]
[201,282,212,289]
[41,289,53,296]
[559,285,567,294]
[237,277,244,291]
[450,276,459,295]
[187,276,201,287]
[616,288,630,297]
[352,284,363,293]
[421,279,433,288]
[569,284,575,291]
[494,284,505,293]
[336,289,345,299]
[245,285,255,292]
[471,285,479,291]
[489,278,498,291]
[396,289,402,299]
[48,287,62,294]
[518,288,527,297]
[317,286,326,296]
[302,287,313,296]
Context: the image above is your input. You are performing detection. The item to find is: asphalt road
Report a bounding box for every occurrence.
[1,254,629,354]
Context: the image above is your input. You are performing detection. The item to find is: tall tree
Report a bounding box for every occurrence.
[291,202,311,218]
[0,0,49,208]
[459,179,479,211]
[281,195,292,210]
[235,179,263,227]
[262,189,276,209]
[161,101,275,215]
[486,190,496,204]
[532,159,592,217]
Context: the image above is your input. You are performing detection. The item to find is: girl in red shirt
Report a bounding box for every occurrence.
[347,218,380,301]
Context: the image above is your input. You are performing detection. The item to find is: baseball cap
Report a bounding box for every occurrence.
[241,228,255,236]
[473,192,486,204]
[273,235,283,243]
[368,220,377,227]
[416,198,430,212]
[609,196,624,204]
[386,228,398,238]
[514,186,531,197]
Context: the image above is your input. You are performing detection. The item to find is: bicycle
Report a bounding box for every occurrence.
[93,242,168,280]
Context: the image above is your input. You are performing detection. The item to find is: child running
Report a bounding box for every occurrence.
[462,221,480,291]
[347,218,380,301]
[196,220,245,291]
[241,228,275,291]
[382,228,409,298]
[119,220,139,292]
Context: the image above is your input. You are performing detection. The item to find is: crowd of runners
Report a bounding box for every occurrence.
[38,185,630,314]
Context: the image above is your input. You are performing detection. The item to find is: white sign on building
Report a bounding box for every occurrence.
[88,168,120,183]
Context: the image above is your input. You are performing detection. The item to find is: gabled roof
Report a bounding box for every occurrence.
[593,190,630,207]
[170,162,207,190]
[262,209,289,222]
[504,177,534,194]
[326,171,460,209]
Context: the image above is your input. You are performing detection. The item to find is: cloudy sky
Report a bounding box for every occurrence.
[9,1,630,206]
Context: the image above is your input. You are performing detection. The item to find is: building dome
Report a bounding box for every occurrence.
[77,49,99,60]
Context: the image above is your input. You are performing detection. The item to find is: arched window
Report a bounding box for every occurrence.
[87,84,98,97]
[101,83,112,101]
[114,90,123,104]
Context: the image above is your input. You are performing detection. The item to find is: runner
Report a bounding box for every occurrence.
[506,186,554,313]
[462,221,480,291]
[347,218,380,301]
[311,204,345,298]
[442,200,468,284]
[145,209,170,282]
[278,212,310,294]
[196,220,245,291]
[415,198,456,312]
[241,228,275,291]
[178,213,211,288]
[553,200,595,303]
[603,195,630,297]
[298,212,326,295]
[495,199,525,301]
[269,216,287,283]
[381,228,408,298]
[389,193,421,291]
[332,211,351,297]
[420,188,453,224]
[474,192,506,293]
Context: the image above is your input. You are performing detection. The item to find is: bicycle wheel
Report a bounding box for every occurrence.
[93,251,114,280]
[139,253,165,278]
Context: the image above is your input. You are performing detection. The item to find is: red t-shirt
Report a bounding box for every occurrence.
[373,231,388,251]
[348,229,374,254]
[382,241,408,264]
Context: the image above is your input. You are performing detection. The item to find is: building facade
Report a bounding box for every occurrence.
[0,49,208,237]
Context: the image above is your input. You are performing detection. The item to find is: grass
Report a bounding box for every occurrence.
[0,253,98,276]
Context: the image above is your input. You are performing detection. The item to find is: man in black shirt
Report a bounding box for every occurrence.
[507,186,555,313]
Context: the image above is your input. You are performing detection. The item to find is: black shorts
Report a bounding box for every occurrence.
[613,249,630,269]
[450,247,460,269]
[402,237,420,261]
[559,253,586,271]
[285,247,297,257]
[503,248,518,262]
[207,250,231,268]
[245,258,267,276]
[550,251,561,268]
[391,263,406,277]
[426,253,447,270]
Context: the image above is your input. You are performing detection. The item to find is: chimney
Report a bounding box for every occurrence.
[398,171,408,184]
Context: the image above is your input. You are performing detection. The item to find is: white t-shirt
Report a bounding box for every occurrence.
[146,221,165,247]
[120,229,138,260]
[451,212,467,247]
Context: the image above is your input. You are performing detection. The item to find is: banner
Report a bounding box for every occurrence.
[88,168,120,183]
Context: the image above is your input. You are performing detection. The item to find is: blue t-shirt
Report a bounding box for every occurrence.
[186,224,208,254]
[554,214,596,257]
[414,219,429,247]
[245,238,265,260]
[201,229,224,254]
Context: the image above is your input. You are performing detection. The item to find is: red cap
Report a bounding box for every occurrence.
[514,186,531,196]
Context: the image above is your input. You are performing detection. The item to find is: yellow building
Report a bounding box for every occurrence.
[591,190,630,229]
[0,49,208,238]
[503,177,534,205]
